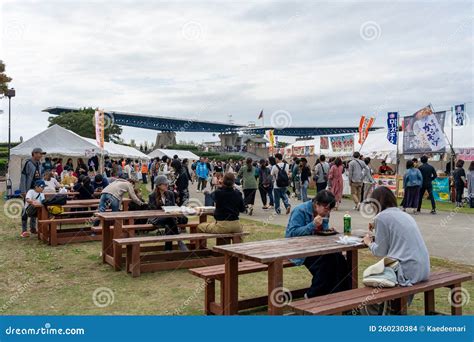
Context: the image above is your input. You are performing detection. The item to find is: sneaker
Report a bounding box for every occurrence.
[286,206,291,215]
[248,206,253,216]
[21,231,30,238]
[196,190,201,193]
[262,206,269,210]
[430,210,436,214]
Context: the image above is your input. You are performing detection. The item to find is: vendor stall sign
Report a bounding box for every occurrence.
[432,177,450,202]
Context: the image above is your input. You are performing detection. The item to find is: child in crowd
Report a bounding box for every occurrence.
[21,180,46,237]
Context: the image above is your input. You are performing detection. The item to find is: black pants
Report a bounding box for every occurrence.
[455,184,465,204]
[150,175,155,190]
[243,188,257,206]
[142,173,147,184]
[258,184,269,206]
[417,183,436,211]
[316,182,327,193]
[151,217,180,251]
[303,253,351,298]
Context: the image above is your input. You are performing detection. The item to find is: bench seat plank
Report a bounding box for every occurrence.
[114,232,249,245]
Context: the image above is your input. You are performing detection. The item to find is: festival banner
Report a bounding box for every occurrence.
[292,146,305,156]
[454,104,465,126]
[358,116,375,144]
[94,109,105,149]
[386,112,398,145]
[402,107,447,154]
[267,130,275,147]
[373,175,397,194]
[432,177,450,202]
[456,148,474,161]
[320,136,329,150]
[330,135,354,153]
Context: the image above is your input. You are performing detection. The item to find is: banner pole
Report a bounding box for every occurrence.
[396,111,401,198]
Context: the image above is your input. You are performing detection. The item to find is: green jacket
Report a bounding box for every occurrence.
[238,165,258,190]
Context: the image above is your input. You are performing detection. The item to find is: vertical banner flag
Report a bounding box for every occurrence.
[320,136,329,150]
[95,109,105,149]
[387,112,398,145]
[267,130,275,146]
[454,104,465,126]
[358,116,375,144]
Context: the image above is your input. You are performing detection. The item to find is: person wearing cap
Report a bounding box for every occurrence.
[147,175,188,251]
[93,178,145,226]
[21,180,46,238]
[20,147,46,196]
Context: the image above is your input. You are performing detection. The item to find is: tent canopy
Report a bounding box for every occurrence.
[148,148,200,161]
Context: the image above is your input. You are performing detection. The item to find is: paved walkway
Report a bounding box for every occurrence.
[167,183,473,265]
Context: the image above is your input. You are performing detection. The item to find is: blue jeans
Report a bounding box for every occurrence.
[273,187,290,214]
[94,194,120,226]
[301,180,309,202]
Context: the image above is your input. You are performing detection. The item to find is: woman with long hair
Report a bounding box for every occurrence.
[148,175,188,251]
[328,157,344,210]
[362,186,430,314]
[171,159,189,206]
[237,157,258,215]
[258,159,273,209]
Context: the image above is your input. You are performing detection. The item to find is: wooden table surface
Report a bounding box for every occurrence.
[95,208,214,220]
[213,233,367,315]
[213,234,366,263]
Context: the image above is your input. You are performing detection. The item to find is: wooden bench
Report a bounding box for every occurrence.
[91,223,198,236]
[113,232,249,277]
[189,260,308,315]
[287,271,473,315]
[38,217,100,246]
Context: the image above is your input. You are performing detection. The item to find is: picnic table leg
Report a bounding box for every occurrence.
[223,255,238,315]
[449,284,463,315]
[101,219,112,264]
[112,219,124,270]
[113,242,122,271]
[424,290,435,315]
[204,279,215,315]
[50,222,58,247]
[38,206,48,242]
[391,297,408,315]
[267,259,284,315]
[346,250,359,289]
[130,244,141,278]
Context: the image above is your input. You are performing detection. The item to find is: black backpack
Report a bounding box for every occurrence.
[275,164,289,188]
[42,194,68,206]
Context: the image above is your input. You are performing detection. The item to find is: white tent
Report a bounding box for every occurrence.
[8,125,148,191]
[148,148,200,161]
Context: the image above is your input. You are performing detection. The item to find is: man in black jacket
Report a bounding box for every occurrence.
[417,155,437,214]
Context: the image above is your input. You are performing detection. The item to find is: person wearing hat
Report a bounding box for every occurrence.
[20,147,46,196]
[21,180,46,237]
[148,175,188,251]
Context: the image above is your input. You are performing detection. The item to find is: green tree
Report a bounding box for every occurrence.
[0,60,12,95]
[48,107,122,142]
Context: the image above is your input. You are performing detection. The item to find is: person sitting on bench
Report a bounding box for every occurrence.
[286,190,351,298]
[362,186,430,314]
[148,175,188,251]
[197,172,245,234]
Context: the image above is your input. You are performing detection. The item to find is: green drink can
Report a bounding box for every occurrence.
[343,212,351,235]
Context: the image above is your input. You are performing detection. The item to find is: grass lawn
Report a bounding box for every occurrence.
[0,195,472,315]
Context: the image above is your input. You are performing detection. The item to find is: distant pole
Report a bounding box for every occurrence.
[6,88,16,167]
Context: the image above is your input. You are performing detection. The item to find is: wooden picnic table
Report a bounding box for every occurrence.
[96,208,214,269]
[213,233,367,315]
[44,191,102,198]
[35,198,130,244]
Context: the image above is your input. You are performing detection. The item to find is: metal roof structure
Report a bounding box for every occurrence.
[43,106,380,137]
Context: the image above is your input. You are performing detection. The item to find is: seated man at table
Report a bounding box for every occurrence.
[148,175,188,251]
[197,172,245,234]
[285,190,350,298]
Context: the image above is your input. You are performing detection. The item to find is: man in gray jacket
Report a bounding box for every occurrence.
[20,147,45,195]
[348,152,368,210]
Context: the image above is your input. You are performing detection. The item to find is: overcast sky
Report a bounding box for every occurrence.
[0,0,472,145]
